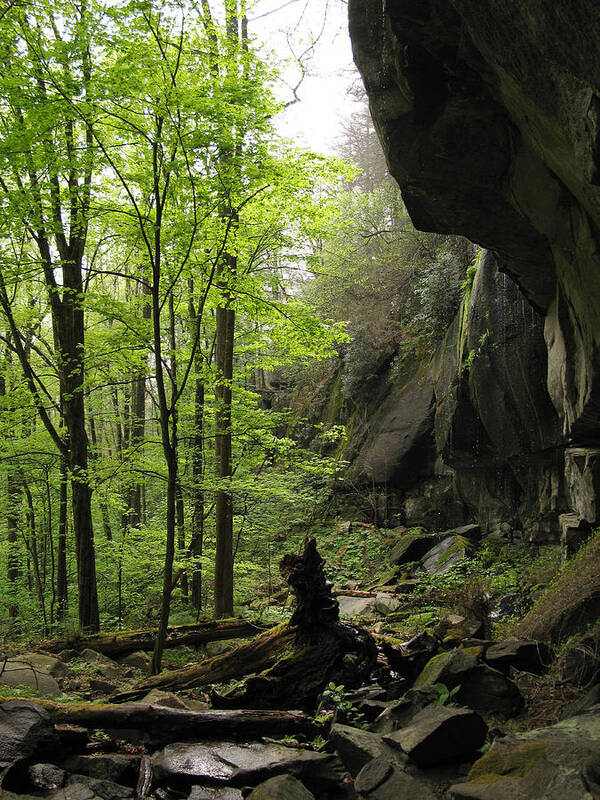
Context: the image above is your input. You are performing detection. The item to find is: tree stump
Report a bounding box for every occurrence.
[112,538,376,710]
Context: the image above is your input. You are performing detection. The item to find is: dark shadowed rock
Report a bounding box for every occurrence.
[384,706,487,767]
[485,639,553,676]
[119,651,151,673]
[561,688,600,720]
[389,534,442,566]
[247,774,315,800]
[414,649,523,717]
[62,755,140,786]
[0,700,55,769]
[328,724,390,776]
[355,757,436,799]
[28,763,67,791]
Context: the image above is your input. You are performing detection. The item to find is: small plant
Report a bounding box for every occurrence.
[315,682,366,727]
[433,682,461,706]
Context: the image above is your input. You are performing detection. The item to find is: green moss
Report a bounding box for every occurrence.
[433,535,470,568]
[468,741,549,784]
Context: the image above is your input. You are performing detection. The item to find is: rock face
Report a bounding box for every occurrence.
[349,0,600,532]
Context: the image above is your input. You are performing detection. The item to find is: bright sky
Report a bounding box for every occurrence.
[250,0,362,154]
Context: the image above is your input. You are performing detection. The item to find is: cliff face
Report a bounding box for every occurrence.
[348,0,600,533]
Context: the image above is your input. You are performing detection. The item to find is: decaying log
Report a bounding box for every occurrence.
[37,619,271,658]
[110,623,296,702]
[25,699,320,741]
[113,538,377,711]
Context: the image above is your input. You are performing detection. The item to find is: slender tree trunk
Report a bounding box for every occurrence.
[191,374,205,612]
[214,298,235,617]
[57,458,68,621]
[7,465,20,620]
[176,482,188,603]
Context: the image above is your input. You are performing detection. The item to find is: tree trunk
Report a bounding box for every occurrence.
[40,618,272,657]
[57,458,68,621]
[214,301,235,617]
[33,701,320,743]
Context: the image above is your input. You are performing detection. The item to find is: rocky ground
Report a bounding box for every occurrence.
[1,523,599,799]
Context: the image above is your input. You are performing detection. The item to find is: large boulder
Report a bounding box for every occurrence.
[449,710,600,798]
[414,649,524,717]
[384,705,487,767]
[0,701,55,770]
[152,741,345,794]
[0,660,61,698]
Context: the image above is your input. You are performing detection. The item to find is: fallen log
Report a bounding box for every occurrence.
[23,699,320,741]
[36,619,271,658]
[112,538,377,711]
[110,623,296,702]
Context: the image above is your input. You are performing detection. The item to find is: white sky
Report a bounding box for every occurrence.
[250,0,362,154]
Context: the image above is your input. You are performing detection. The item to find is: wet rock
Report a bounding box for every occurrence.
[384,706,487,768]
[188,788,244,800]
[152,741,337,789]
[118,652,150,673]
[0,660,61,697]
[485,639,553,676]
[62,754,140,786]
[421,536,471,575]
[55,725,90,755]
[389,534,442,567]
[0,700,56,769]
[328,723,389,776]
[247,774,315,799]
[15,653,69,678]
[28,763,67,790]
[449,710,600,799]
[560,513,592,562]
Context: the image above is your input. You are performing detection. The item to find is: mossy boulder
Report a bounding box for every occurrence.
[449,711,600,798]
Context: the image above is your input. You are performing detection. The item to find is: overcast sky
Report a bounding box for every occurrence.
[250,0,362,154]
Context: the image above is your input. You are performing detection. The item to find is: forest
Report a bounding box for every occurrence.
[0,0,464,658]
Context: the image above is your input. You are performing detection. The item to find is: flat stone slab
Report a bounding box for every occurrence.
[152,741,334,787]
